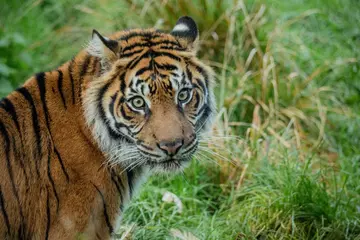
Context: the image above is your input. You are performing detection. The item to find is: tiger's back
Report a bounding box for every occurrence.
[0,53,125,239]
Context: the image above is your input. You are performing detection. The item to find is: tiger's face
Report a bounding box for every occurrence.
[84,17,215,172]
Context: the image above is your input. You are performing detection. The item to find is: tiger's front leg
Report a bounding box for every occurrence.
[48,180,122,240]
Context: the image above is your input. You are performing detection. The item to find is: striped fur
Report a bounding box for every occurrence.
[0,16,215,239]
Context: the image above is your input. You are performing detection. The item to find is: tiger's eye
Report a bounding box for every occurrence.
[130,96,145,109]
[178,89,191,103]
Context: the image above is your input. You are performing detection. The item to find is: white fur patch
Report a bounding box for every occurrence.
[83,75,118,153]
[172,23,189,32]
[61,216,74,231]
[86,34,109,58]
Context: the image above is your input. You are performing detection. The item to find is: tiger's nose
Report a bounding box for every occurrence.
[158,139,184,156]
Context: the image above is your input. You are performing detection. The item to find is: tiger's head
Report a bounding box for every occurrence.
[84,16,215,172]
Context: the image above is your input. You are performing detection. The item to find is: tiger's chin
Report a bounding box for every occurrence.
[146,157,192,173]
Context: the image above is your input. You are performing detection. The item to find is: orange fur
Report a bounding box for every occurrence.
[0,17,215,239]
[0,53,128,239]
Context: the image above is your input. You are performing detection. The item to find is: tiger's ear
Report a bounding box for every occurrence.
[170,16,199,52]
[87,30,120,61]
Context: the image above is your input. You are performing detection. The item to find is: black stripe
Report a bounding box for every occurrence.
[154,51,181,62]
[194,91,200,109]
[127,170,134,198]
[110,170,124,211]
[115,173,126,195]
[187,134,197,147]
[196,105,212,132]
[148,147,165,158]
[96,232,102,240]
[125,54,141,70]
[136,79,144,87]
[120,31,161,41]
[36,73,51,144]
[182,140,198,155]
[89,57,98,75]
[141,85,145,96]
[195,78,207,95]
[197,104,207,116]
[181,72,186,86]
[133,121,143,133]
[155,40,182,47]
[45,188,50,240]
[109,92,118,119]
[158,73,167,79]
[120,49,144,58]
[139,143,153,151]
[188,112,197,120]
[0,186,10,234]
[0,98,28,184]
[186,66,193,82]
[149,52,155,71]
[119,73,126,94]
[0,98,20,132]
[128,51,151,69]
[122,42,151,53]
[159,46,186,51]
[80,55,91,78]
[98,81,112,124]
[170,72,179,77]
[111,172,122,197]
[78,55,91,100]
[17,211,26,239]
[108,127,123,139]
[47,144,60,212]
[16,87,41,177]
[57,70,67,109]
[0,121,25,235]
[162,80,173,95]
[107,126,133,143]
[54,148,70,182]
[135,66,152,76]
[36,72,50,127]
[120,105,133,121]
[68,60,76,104]
[193,64,209,87]
[157,63,178,71]
[131,124,144,136]
[93,184,113,234]
[149,83,158,95]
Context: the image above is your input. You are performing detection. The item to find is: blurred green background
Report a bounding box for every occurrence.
[1,0,360,239]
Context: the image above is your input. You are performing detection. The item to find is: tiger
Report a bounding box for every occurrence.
[0,16,215,239]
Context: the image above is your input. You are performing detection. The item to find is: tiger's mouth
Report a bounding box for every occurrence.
[146,156,192,172]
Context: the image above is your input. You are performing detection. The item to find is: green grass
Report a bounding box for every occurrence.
[1,0,359,239]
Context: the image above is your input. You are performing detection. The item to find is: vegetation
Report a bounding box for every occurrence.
[1,0,359,239]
